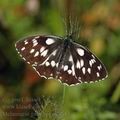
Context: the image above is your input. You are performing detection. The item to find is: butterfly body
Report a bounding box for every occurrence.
[56,37,72,71]
[15,35,108,86]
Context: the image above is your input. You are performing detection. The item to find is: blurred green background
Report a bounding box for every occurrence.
[0,0,120,120]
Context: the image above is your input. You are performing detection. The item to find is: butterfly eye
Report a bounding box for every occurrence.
[15,35,108,86]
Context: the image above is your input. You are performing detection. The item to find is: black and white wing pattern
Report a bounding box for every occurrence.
[57,42,108,85]
[15,35,63,79]
[15,35,108,86]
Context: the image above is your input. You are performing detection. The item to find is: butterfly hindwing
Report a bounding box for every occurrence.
[33,43,63,78]
[57,47,79,85]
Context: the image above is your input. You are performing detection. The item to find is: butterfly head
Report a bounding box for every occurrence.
[64,35,73,48]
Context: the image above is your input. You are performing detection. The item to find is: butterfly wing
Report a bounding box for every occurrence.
[57,46,79,85]
[15,35,63,78]
[57,42,108,85]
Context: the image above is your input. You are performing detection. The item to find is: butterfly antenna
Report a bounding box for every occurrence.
[69,14,73,35]
[68,16,81,41]
[75,17,81,40]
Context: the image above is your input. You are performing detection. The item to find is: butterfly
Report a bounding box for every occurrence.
[15,34,108,86]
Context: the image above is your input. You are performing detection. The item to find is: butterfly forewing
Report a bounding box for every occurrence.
[74,43,107,82]
[15,35,63,78]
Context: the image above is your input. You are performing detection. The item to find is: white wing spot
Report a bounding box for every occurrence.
[77,48,84,56]
[89,60,92,67]
[71,65,75,76]
[32,62,38,66]
[82,67,86,74]
[80,59,84,67]
[93,59,96,63]
[50,73,53,76]
[78,78,82,83]
[98,65,102,70]
[64,65,68,71]
[22,57,26,61]
[41,49,48,57]
[91,59,94,64]
[32,39,38,47]
[97,72,100,77]
[34,62,38,65]
[40,46,45,53]
[19,54,22,57]
[91,59,96,64]
[45,61,50,66]
[97,66,100,70]
[34,51,39,57]
[25,40,28,45]
[52,49,57,56]
[46,38,55,45]
[76,60,81,69]
[30,49,35,53]
[69,55,73,61]
[87,68,91,74]
[68,69,72,74]
[51,60,56,67]
[33,42,38,47]
[78,77,82,83]
[32,38,37,43]
[56,63,58,67]
[21,47,25,51]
